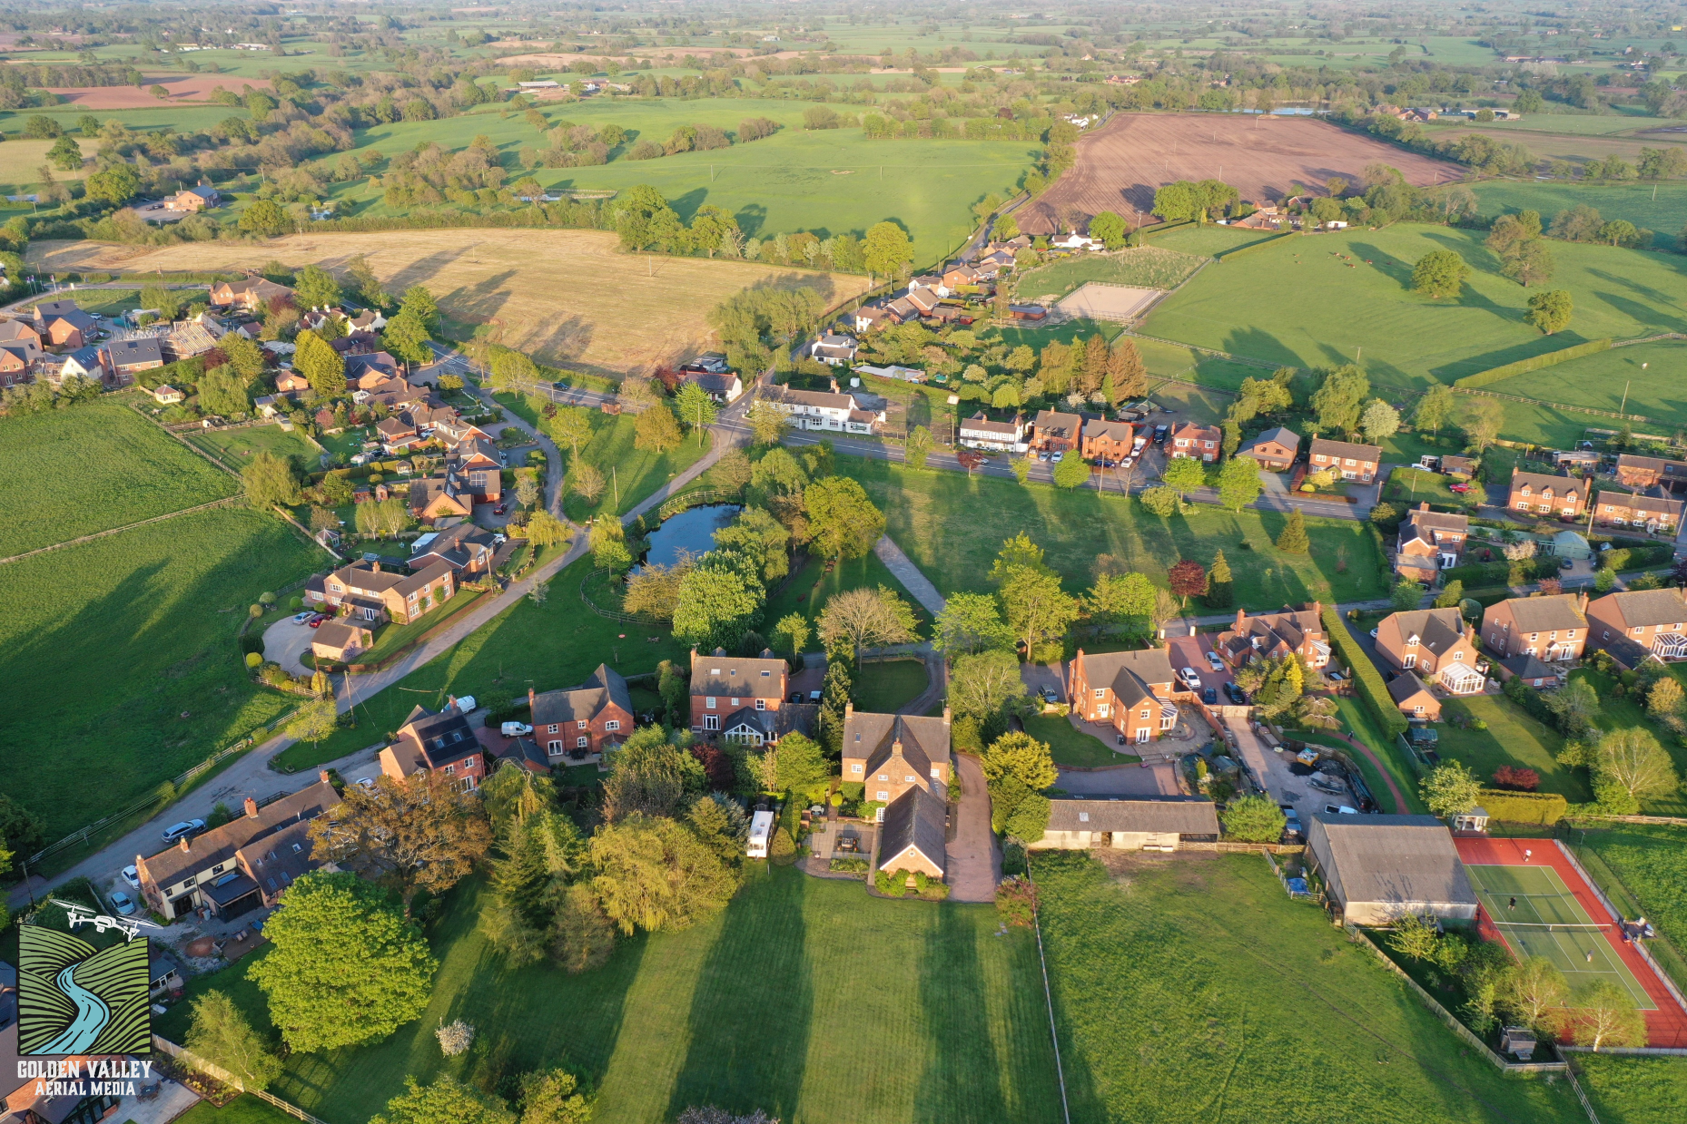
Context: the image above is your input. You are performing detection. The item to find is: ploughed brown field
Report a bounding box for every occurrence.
[1018,113,1463,233]
[27,229,868,377]
[42,74,272,107]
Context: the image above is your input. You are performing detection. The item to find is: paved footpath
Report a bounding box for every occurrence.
[873,534,947,616]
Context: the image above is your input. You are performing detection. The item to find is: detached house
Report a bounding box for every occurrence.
[959,412,1025,452]
[105,336,165,379]
[1586,588,1687,667]
[1167,421,1221,463]
[1214,603,1331,669]
[690,647,789,743]
[410,522,500,578]
[529,664,635,761]
[1069,647,1179,745]
[1374,608,1486,696]
[32,300,96,349]
[1308,437,1381,483]
[379,701,486,791]
[761,385,885,435]
[684,369,745,404]
[1482,592,1589,662]
[310,620,374,663]
[210,276,294,313]
[1594,489,1685,534]
[809,334,859,367]
[841,707,953,882]
[1238,426,1300,471]
[164,184,220,212]
[1080,418,1134,463]
[1031,409,1083,453]
[136,774,337,920]
[1395,502,1470,583]
[306,558,457,624]
[1508,468,1587,519]
[1388,672,1441,721]
[407,474,476,523]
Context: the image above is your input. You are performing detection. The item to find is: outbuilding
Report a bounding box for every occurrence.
[1030,797,1220,852]
[1305,813,1478,925]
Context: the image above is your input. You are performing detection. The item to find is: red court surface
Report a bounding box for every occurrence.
[1456,834,1687,1047]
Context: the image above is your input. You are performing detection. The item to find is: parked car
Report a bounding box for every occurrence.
[1037,451,1050,462]
[121,865,140,890]
[1449,482,1471,494]
[1051,451,1065,463]
[1179,667,1202,690]
[161,819,206,844]
[1202,686,1218,705]
[354,777,377,791]
[292,611,313,624]
[1224,681,1247,704]
[809,689,823,702]
[108,891,136,917]
[309,616,326,628]
[493,504,508,515]
[501,721,533,737]
[1040,686,1061,704]
[1206,651,1224,673]
[1324,804,1359,816]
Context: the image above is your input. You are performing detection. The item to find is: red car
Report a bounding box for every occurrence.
[1449,482,1471,494]
[493,504,508,515]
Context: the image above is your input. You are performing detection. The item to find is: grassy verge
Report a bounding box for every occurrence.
[1025,712,1138,768]
[1567,821,1687,994]
[1334,695,1426,813]
[156,868,1061,1124]
[852,658,929,713]
[1032,851,1584,1123]
[171,1097,305,1124]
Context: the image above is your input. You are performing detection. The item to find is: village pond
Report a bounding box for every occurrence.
[634,503,742,571]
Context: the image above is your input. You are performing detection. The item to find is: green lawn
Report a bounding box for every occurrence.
[1480,337,1687,424]
[0,397,236,557]
[157,869,1062,1124]
[1015,247,1206,301]
[837,454,1388,608]
[1023,712,1137,768]
[762,549,932,647]
[188,423,322,472]
[1033,851,1583,1124]
[557,412,711,522]
[852,658,929,713]
[1436,694,1589,801]
[1569,821,1687,992]
[1574,1053,1687,1124]
[1382,466,1468,511]
[273,555,688,771]
[170,1097,304,1124]
[1143,224,1687,397]
[1148,224,1285,257]
[0,507,324,837]
[1469,180,1687,251]
[1332,695,1426,814]
[1572,667,1687,816]
[349,589,488,666]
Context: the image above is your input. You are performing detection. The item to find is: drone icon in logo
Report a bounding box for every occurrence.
[48,899,163,943]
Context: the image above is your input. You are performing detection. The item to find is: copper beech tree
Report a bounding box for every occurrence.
[309,772,493,906]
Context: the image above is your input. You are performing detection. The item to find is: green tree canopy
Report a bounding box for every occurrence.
[863,221,914,278]
[294,264,342,310]
[1216,456,1261,512]
[1421,760,1483,818]
[242,451,300,508]
[371,1076,516,1124]
[804,476,885,559]
[294,329,346,396]
[1524,289,1573,335]
[1411,249,1471,298]
[981,730,1058,791]
[1310,365,1370,434]
[590,812,738,934]
[1221,794,1287,842]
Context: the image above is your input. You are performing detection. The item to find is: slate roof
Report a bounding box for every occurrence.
[1499,593,1586,634]
[1308,813,1476,910]
[1380,607,1467,658]
[393,703,481,768]
[842,710,952,779]
[139,777,337,887]
[1044,797,1219,834]
[877,785,947,875]
[1244,425,1300,452]
[1387,670,1433,703]
[690,648,786,697]
[531,664,633,727]
[410,521,497,572]
[1083,418,1134,444]
[1510,468,1587,502]
[1500,653,1557,681]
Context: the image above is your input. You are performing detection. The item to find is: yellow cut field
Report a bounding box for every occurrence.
[26,229,870,377]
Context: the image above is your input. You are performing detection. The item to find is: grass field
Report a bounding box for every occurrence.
[1480,338,1687,423]
[187,424,322,472]
[156,869,1062,1124]
[762,549,931,642]
[1023,712,1134,768]
[0,398,236,558]
[1032,852,1584,1124]
[1382,466,1470,510]
[1573,823,1687,983]
[1149,224,1287,257]
[1437,695,1589,801]
[273,555,688,771]
[563,413,711,520]
[1471,180,1687,251]
[1015,247,1206,301]
[1144,224,1687,397]
[1574,1053,1687,1124]
[28,230,870,378]
[852,658,929,713]
[0,136,94,189]
[836,454,1388,607]
[0,507,324,837]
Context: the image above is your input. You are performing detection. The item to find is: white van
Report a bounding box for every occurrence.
[746,810,775,859]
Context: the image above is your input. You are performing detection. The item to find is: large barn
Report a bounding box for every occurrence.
[1306,813,1478,925]
[1030,797,1220,852]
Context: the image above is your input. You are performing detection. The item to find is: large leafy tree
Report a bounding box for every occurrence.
[294,329,346,396]
[238,198,289,236]
[1524,289,1573,335]
[590,813,738,934]
[980,731,1057,791]
[948,649,1030,721]
[248,871,438,1053]
[863,220,913,278]
[307,772,493,904]
[242,451,300,508]
[1310,364,1370,434]
[673,381,718,430]
[1221,794,1287,842]
[185,990,284,1090]
[1216,456,1261,512]
[294,264,342,310]
[372,1076,515,1124]
[611,184,683,250]
[932,592,1015,656]
[381,310,434,366]
[1161,455,1205,498]
[1411,249,1469,298]
[634,404,684,453]
[804,476,885,559]
[671,552,765,651]
[817,586,918,665]
[1420,760,1482,818]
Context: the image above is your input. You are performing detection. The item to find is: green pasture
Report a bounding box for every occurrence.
[0,397,235,558]
[0,507,323,837]
[1033,852,1585,1124]
[1573,822,1687,981]
[1144,224,1687,396]
[1432,113,1682,137]
[1480,338,1687,422]
[187,423,322,472]
[1148,224,1283,257]
[1575,1053,1687,1124]
[0,104,240,139]
[836,454,1389,607]
[1470,181,1687,251]
[1014,247,1205,301]
[156,869,1061,1124]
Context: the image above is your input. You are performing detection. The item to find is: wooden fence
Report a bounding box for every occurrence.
[152,1036,332,1124]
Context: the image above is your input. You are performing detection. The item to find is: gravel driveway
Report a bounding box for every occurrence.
[262,617,316,677]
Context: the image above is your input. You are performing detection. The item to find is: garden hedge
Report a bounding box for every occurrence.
[1215,230,1298,261]
[1453,338,1613,389]
[1475,788,1569,825]
[1320,606,1409,740]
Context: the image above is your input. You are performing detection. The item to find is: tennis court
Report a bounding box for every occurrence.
[1465,862,1655,1009]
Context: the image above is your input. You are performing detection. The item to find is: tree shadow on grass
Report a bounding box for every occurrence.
[1591,287,1687,334]
[1218,326,1304,370]
[915,903,1009,1123]
[440,269,518,330]
[665,867,811,1122]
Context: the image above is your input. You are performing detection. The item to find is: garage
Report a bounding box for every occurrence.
[1032,797,1220,852]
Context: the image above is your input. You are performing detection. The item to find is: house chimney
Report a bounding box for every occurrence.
[942,706,951,727]
[1577,590,1589,613]
[1419,501,1430,512]
[319,770,332,785]
[178,835,190,853]
[1235,609,1246,631]
[244,796,259,819]
[1189,623,1197,637]
[371,560,381,573]
[529,687,536,711]
[844,701,853,718]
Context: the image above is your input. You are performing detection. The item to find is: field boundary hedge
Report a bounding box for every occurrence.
[1475,788,1569,825]
[1214,230,1298,261]
[1453,338,1613,389]
[1321,606,1408,740]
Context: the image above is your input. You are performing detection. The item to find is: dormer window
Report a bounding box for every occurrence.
[1078,812,1089,823]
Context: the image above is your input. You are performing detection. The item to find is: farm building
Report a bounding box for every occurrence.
[1030,797,1219,851]
[1305,813,1478,925]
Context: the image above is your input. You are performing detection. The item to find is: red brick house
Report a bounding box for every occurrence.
[529,664,635,761]
[1069,647,1179,745]
[1374,608,1486,695]
[210,276,294,313]
[1080,418,1134,462]
[0,318,44,349]
[31,300,95,349]
[1031,409,1083,453]
[1388,672,1442,721]
[443,438,503,505]
[841,706,952,808]
[1614,453,1687,492]
[407,474,476,523]
[1593,489,1685,533]
[1508,468,1587,519]
[1308,437,1381,483]
[690,647,788,742]
[1238,426,1300,471]
[1167,421,1221,463]
[1586,588,1687,667]
[1215,603,1330,669]
[1395,502,1470,583]
[1482,592,1589,662]
[379,700,486,791]
[306,558,456,624]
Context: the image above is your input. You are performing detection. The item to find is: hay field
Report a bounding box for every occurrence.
[27,230,869,376]
[0,137,92,189]
[1019,113,1463,234]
